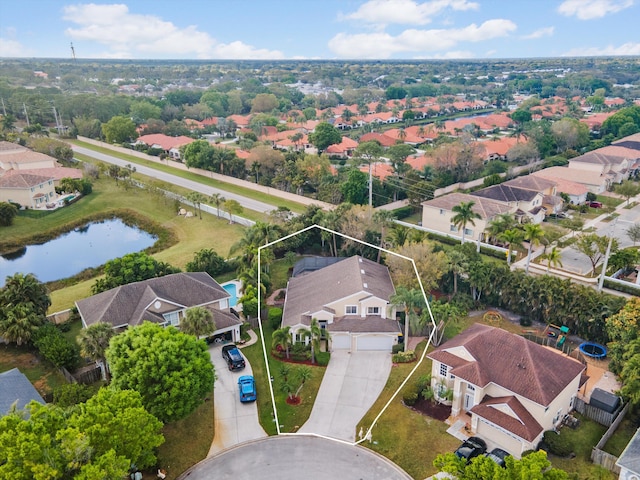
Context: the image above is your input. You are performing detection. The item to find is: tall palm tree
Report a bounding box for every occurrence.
[78,322,115,381]
[187,192,206,220]
[302,318,323,365]
[451,201,481,244]
[498,228,524,266]
[486,213,517,244]
[1,272,51,316]
[0,304,43,346]
[447,249,469,295]
[272,326,292,359]
[523,223,545,275]
[372,209,396,263]
[181,306,216,338]
[390,287,425,352]
[542,246,563,272]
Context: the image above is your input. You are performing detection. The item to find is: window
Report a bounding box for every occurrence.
[553,409,562,424]
[346,305,357,315]
[163,311,180,326]
[467,384,475,391]
[450,225,458,232]
[439,363,448,377]
[367,306,380,315]
[464,228,473,236]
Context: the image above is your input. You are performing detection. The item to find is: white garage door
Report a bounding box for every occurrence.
[356,335,394,351]
[332,334,351,350]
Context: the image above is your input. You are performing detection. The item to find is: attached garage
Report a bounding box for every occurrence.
[355,334,395,352]
[331,334,351,350]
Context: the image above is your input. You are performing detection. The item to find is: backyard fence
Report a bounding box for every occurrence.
[574,397,625,427]
[46,309,72,325]
[521,332,575,356]
[59,365,102,385]
[589,403,630,474]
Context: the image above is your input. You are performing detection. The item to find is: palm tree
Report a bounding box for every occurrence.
[0,304,43,346]
[372,209,396,262]
[451,201,481,244]
[498,228,524,266]
[388,224,409,248]
[187,192,206,220]
[181,306,216,338]
[302,318,323,365]
[541,246,563,272]
[486,213,517,244]
[272,326,292,359]
[523,223,545,275]
[78,322,115,381]
[294,366,313,398]
[1,272,51,316]
[390,287,425,352]
[447,249,469,296]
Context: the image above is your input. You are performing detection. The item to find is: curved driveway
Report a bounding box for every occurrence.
[73,145,278,214]
[180,435,412,480]
[208,344,266,455]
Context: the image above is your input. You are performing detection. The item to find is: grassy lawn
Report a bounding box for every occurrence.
[72,140,307,214]
[153,397,214,480]
[240,323,327,435]
[269,258,294,291]
[0,344,68,398]
[603,416,638,457]
[60,318,83,345]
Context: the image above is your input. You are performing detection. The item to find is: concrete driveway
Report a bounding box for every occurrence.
[298,351,392,442]
[208,344,266,455]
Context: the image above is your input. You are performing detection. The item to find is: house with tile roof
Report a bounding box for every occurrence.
[0,141,59,171]
[470,184,546,224]
[428,324,586,458]
[531,170,589,205]
[134,134,195,160]
[76,272,242,342]
[0,368,45,416]
[325,136,358,157]
[421,192,513,242]
[568,151,633,185]
[281,256,400,352]
[0,172,57,208]
[359,132,397,148]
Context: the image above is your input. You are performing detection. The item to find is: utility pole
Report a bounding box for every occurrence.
[368,162,373,212]
[598,218,617,292]
[52,106,63,136]
[23,103,30,127]
[0,98,6,116]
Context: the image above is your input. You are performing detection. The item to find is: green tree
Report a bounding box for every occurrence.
[390,287,425,352]
[447,247,469,295]
[223,199,243,224]
[386,240,448,291]
[1,272,51,317]
[187,191,206,219]
[627,223,640,245]
[107,321,215,422]
[301,318,323,365]
[0,303,44,346]
[32,323,80,370]
[308,122,342,153]
[293,366,313,399]
[183,140,215,170]
[541,246,563,272]
[77,322,115,381]
[451,201,481,244]
[272,326,292,359]
[181,306,216,338]
[101,115,137,144]
[0,201,19,226]
[372,209,396,263]
[575,233,617,276]
[209,193,226,218]
[92,252,180,294]
[340,169,368,205]
[186,248,227,277]
[523,223,545,275]
[615,180,640,206]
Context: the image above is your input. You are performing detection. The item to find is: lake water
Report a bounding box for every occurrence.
[0,219,157,286]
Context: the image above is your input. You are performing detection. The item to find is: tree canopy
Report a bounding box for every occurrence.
[308,122,342,153]
[92,252,180,294]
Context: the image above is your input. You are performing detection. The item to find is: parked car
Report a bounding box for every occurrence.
[238,375,257,402]
[454,436,487,462]
[589,201,603,208]
[485,448,510,467]
[222,344,246,371]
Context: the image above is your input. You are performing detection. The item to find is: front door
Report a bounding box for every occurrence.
[464,393,474,411]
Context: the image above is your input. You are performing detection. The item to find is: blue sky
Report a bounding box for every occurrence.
[1,0,639,60]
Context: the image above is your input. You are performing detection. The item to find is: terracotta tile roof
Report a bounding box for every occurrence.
[533,166,608,187]
[0,172,53,189]
[422,192,512,220]
[478,137,523,157]
[136,134,194,151]
[384,128,424,144]
[359,162,394,180]
[406,153,434,171]
[359,132,397,147]
[325,136,358,154]
[75,272,230,329]
[471,395,543,442]
[3,167,83,181]
[428,323,585,406]
[580,112,615,129]
[503,175,556,193]
[282,256,395,328]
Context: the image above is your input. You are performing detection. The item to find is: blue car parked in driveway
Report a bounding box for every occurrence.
[238,375,257,402]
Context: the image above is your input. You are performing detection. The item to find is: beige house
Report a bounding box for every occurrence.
[421,192,512,242]
[470,184,546,224]
[428,324,585,457]
[531,165,610,194]
[281,256,400,352]
[0,172,57,208]
[0,141,58,171]
[569,151,632,185]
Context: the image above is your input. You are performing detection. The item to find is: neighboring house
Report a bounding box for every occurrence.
[0,141,58,171]
[616,427,640,480]
[75,272,242,341]
[531,171,589,205]
[0,368,45,416]
[569,151,632,185]
[502,175,563,215]
[134,134,195,160]
[325,136,358,157]
[281,256,400,352]
[470,184,546,224]
[530,165,610,194]
[428,324,586,458]
[0,172,57,208]
[421,192,512,242]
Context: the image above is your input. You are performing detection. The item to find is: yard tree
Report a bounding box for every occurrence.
[340,168,368,205]
[627,223,640,245]
[390,286,425,352]
[77,322,115,381]
[606,297,640,374]
[92,252,180,294]
[183,139,215,170]
[523,223,545,274]
[574,233,617,276]
[181,306,216,338]
[251,93,279,113]
[223,199,243,224]
[187,191,206,219]
[0,272,51,317]
[0,303,44,346]
[272,326,292,359]
[308,122,342,153]
[0,201,18,226]
[106,321,215,422]
[615,180,640,206]
[101,115,137,144]
[209,193,226,218]
[186,248,227,276]
[386,240,448,291]
[451,201,481,244]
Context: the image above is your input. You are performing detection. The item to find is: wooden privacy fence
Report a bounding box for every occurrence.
[574,397,624,427]
[60,365,102,385]
[590,403,630,474]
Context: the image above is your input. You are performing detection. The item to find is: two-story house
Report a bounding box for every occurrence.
[427,324,585,458]
[470,183,547,224]
[281,256,400,352]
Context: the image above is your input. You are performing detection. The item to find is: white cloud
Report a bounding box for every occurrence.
[328,19,516,58]
[340,0,479,26]
[558,0,634,20]
[0,38,33,57]
[62,3,283,59]
[563,42,640,56]
[521,26,555,40]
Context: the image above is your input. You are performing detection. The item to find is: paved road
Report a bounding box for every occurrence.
[208,344,267,455]
[298,351,391,442]
[73,145,279,214]
[179,435,413,480]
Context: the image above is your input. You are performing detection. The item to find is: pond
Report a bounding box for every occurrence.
[0,219,157,286]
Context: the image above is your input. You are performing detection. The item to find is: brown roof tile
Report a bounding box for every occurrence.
[471,395,543,442]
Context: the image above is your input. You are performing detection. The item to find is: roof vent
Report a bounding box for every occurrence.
[363,283,368,288]
[359,258,363,263]
[153,301,161,310]
[361,269,365,274]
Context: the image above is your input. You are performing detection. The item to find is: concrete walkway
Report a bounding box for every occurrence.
[298,351,391,442]
[207,343,267,456]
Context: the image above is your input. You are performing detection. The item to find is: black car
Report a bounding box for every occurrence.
[221,344,246,371]
[454,436,487,462]
[485,448,510,467]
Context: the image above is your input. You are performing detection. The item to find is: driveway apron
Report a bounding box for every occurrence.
[208,344,267,456]
[299,351,391,442]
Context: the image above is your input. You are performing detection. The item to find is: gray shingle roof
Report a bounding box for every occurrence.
[0,368,45,415]
[617,428,640,474]
[76,272,230,328]
[328,315,400,333]
[471,184,540,203]
[503,175,556,192]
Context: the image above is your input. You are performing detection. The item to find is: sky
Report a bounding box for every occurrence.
[1,0,639,60]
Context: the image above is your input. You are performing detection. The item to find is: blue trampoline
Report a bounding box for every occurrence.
[579,342,607,359]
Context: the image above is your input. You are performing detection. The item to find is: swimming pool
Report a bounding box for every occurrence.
[222,283,238,308]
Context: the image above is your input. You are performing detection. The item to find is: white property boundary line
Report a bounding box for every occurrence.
[257,224,437,445]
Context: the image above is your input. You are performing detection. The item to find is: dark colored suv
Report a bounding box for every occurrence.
[486,448,510,467]
[222,344,245,371]
[454,436,487,463]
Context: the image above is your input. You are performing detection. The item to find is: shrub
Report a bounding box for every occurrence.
[315,351,330,366]
[393,205,414,219]
[53,383,97,407]
[392,343,404,354]
[415,374,432,392]
[403,390,419,406]
[268,307,283,329]
[32,323,80,370]
[393,350,417,363]
[543,430,574,457]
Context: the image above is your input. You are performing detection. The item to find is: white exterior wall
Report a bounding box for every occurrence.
[0,179,57,208]
[325,291,389,319]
